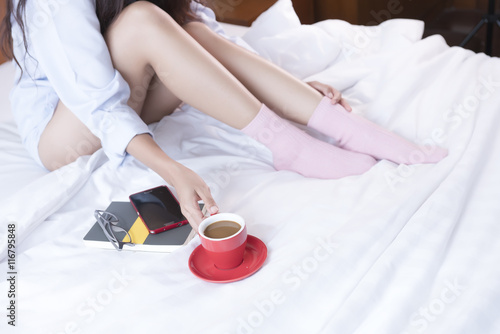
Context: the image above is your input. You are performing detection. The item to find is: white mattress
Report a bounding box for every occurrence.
[1,1,500,333]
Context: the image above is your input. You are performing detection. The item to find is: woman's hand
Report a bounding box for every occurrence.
[307,81,352,112]
[126,133,218,231]
[166,163,219,231]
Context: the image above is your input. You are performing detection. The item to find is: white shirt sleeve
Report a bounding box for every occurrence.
[25,0,151,165]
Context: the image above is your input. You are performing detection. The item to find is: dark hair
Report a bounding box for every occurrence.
[1,0,202,65]
[0,0,25,67]
[97,0,202,35]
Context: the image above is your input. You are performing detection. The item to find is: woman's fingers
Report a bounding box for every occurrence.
[180,196,205,231]
[199,189,219,216]
[330,88,342,103]
[173,170,219,231]
[307,81,352,111]
[339,98,352,112]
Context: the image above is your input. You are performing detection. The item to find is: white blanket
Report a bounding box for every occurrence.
[1,1,500,333]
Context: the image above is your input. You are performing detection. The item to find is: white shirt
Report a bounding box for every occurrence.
[10,0,251,167]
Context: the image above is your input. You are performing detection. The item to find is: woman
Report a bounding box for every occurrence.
[0,0,447,229]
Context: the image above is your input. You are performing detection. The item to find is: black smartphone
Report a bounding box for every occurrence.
[129,185,188,234]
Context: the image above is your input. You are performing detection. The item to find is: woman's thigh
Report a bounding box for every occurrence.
[38,101,102,171]
[38,79,181,171]
[140,73,182,124]
[38,4,183,171]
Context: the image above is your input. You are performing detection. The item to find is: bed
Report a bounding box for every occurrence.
[1,1,500,333]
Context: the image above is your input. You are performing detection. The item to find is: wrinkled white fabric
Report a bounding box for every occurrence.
[0,0,499,333]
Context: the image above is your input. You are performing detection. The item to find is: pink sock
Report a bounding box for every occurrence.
[307,97,448,164]
[241,104,376,179]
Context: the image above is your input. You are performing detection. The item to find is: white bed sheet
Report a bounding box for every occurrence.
[1,1,500,333]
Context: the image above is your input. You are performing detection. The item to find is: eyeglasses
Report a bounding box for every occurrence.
[94,210,135,251]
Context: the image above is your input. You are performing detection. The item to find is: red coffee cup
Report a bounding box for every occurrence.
[198,213,247,270]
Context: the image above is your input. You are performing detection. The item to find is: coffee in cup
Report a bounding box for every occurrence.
[198,213,247,270]
[203,220,241,239]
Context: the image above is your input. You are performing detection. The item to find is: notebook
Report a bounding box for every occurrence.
[83,201,197,252]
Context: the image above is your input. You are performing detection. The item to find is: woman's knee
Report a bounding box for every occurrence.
[105,1,176,42]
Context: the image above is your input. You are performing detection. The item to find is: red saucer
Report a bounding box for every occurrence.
[189,235,267,283]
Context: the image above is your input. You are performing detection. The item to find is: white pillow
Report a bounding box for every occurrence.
[242,0,341,79]
[242,0,301,44]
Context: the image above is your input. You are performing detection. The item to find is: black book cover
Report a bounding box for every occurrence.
[83,201,196,252]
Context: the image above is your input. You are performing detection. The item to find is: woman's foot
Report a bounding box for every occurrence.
[242,104,377,179]
[307,97,448,164]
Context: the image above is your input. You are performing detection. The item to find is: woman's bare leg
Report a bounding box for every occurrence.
[38,64,183,170]
[39,2,376,181]
[38,1,262,170]
[183,21,323,125]
[183,22,448,164]
[105,2,261,130]
[38,102,102,171]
